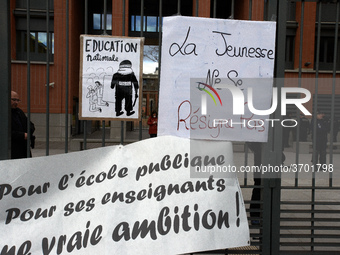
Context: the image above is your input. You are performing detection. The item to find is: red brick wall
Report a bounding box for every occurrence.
[112,0,126,36]
[250,0,265,21]
[197,0,211,18]
[294,2,317,70]
[10,0,338,116]
[10,0,81,114]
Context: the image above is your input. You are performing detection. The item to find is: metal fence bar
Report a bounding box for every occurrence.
[177,0,181,15]
[249,0,252,20]
[121,0,126,145]
[311,2,323,251]
[158,0,163,88]
[83,0,88,150]
[264,0,286,254]
[195,0,198,17]
[231,0,235,19]
[104,0,107,35]
[312,2,322,167]
[294,0,305,186]
[46,0,50,156]
[155,0,162,130]
[65,0,70,153]
[26,0,32,158]
[138,0,145,141]
[329,1,339,186]
[0,0,11,160]
[238,2,264,254]
[101,0,108,147]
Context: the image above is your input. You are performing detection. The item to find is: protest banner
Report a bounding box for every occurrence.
[79,35,144,120]
[158,16,277,142]
[0,136,249,255]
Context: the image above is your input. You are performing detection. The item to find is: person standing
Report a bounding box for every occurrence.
[299,114,310,141]
[293,114,310,142]
[11,91,35,159]
[147,111,158,138]
[311,110,329,165]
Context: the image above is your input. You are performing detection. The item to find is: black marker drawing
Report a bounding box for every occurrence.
[111,60,139,117]
[86,81,109,113]
[94,81,109,107]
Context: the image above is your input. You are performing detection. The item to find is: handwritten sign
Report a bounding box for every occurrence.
[158,16,276,142]
[79,35,144,120]
[0,136,249,255]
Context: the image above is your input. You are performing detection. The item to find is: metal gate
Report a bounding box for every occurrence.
[234,1,340,254]
[1,0,340,254]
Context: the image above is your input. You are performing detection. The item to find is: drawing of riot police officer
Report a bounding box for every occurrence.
[111,60,139,117]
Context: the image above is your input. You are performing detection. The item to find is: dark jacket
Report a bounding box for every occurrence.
[11,108,35,159]
[311,118,329,150]
[111,72,139,92]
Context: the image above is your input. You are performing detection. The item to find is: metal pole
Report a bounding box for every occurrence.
[46,0,50,156]
[103,0,107,35]
[249,0,252,20]
[102,0,108,147]
[231,0,235,19]
[311,2,323,251]
[195,0,198,17]
[139,0,144,141]
[0,0,11,160]
[295,0,306,186]
[262,1,283,254]
[121,0,126,144]
[158,0,163,75]
[26,0,31,158]
[312,2,322,168]
[83,0,88,150]
[329,0,339,187]
[155,0,163,133]
[244,0,252,186]
[65,0,70,152]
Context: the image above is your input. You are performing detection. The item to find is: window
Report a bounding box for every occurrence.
[88,1,112,35]
[14,1,54,62]
[315,27,340,71]
[315,2,340,71]
[93,14,112,31]
[15,0,53,9]
[16,31,54,62]
[285,22,298,70]
[285,1,297,70]
[129,0,192,38]
[130,16,161,33]
[210,0,232,19]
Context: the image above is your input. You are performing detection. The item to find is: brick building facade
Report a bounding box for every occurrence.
[9,0,340,141]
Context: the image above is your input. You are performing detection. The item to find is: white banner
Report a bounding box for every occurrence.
[158,16,276,142]
[0,136,249,255]
[79,35,144,120]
